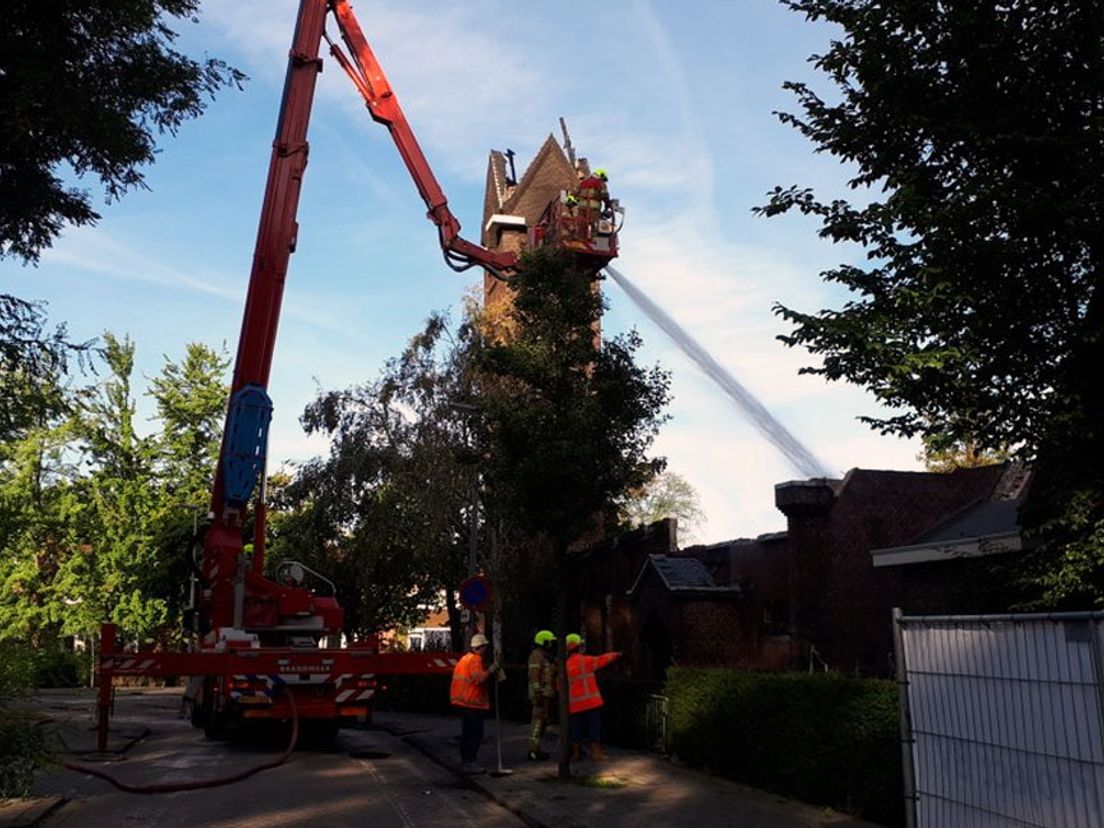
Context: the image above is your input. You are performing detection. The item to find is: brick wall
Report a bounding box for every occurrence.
[777,465,1007,675]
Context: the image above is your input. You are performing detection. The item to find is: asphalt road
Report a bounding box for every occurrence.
[30,689,525,828]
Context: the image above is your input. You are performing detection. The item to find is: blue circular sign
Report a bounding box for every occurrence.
[459,575,491,611]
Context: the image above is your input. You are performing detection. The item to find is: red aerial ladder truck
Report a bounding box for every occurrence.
[94,0,620,747]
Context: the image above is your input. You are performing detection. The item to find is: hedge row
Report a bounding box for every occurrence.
[667,667,903,826]
[0,643,91,694]
[0,713,43,797]
[0,643,44,797]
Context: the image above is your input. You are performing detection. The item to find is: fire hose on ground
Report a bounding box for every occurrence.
[56,689,300,794]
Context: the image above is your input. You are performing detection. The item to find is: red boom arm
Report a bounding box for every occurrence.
[327,0,518,276]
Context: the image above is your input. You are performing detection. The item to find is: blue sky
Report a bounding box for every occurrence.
[2,0,923,544]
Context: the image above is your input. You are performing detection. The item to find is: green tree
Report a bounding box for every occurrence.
[0,300,80,644]
[0,297,90,447]
[149,341,229,498]
[0,332,230,647]
[620,470,706,542]
[758,0,1104,606]
[0,410,81,644]
[146,341,229,637]
[0,1,244,262]
[477,248,670,776]
[60,334,165,642]
[919,436,1009,474]
[276,314,475,639]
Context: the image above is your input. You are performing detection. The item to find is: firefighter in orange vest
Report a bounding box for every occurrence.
[565,633,621,761]
[450,633,499,774]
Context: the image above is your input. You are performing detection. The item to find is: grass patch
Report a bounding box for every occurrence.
[579,774,629,789]
[538,772,630,789]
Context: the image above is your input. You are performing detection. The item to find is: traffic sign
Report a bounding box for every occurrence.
[458,575,492,612]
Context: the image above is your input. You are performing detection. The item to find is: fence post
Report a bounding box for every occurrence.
[892,608,917,828]
[1088,619,1104,765]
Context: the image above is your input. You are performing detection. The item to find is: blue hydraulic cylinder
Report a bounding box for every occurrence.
[222,384,274,509]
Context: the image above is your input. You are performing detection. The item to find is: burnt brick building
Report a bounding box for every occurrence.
[570,463,1030,679]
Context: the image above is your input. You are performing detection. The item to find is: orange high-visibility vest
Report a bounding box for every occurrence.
[450,652,491,710]
[567,651,619,714]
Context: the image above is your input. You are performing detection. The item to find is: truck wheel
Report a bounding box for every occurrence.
[190,686,211,729]
[190,700,208,728]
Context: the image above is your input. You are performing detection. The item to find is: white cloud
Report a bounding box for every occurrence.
[42,229,241,302]
[40,227,362,339]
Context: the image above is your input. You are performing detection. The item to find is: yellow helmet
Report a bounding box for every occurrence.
[534,630,556,646]
[565,633,583,650]
[593,168,608,181]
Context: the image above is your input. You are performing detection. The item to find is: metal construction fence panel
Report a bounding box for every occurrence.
[894,611,1104,828]
[645,693,669,754]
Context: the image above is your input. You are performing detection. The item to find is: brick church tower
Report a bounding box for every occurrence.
[480,134,579,312]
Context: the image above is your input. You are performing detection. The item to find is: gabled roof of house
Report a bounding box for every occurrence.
[628,554,743,599]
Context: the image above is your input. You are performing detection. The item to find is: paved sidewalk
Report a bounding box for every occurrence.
[373,710,884,828]
[0,798,65,828]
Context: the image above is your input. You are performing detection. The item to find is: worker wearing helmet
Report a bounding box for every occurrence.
[527,629,557,760]
[565,633,621,761]
[575,169,610,240]
[450,633,499,774]
[560,193,580,241]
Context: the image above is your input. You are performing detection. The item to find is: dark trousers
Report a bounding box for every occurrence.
[570,707,601,746]
[459,709,485,764]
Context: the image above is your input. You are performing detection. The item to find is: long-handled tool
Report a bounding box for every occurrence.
[489,622,513,778]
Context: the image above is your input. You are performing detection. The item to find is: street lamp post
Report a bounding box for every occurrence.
[447,401,482,647]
